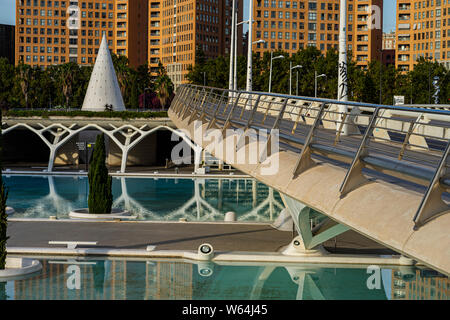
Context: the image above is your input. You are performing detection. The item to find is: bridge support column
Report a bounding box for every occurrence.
[280,194,350,255]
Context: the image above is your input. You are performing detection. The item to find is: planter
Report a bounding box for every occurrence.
[69,208,131,221]
[0,257,42,280]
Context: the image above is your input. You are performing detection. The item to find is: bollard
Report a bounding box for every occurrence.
[224,211,236,222]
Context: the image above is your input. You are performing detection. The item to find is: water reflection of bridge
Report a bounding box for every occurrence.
[7,260,448,300]
[6,175,284,222]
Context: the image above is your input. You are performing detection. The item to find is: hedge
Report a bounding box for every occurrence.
[4,110,168,120]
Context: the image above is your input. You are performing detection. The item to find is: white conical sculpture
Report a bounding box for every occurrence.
[82,34,126,111]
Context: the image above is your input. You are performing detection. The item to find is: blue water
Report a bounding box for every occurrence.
[3,175,284,221]
[1,259,447,300]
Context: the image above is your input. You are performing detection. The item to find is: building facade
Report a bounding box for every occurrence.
[383,31,396,49]
[148,0,244,87]
[382,31,396,67]
[0,24,15,64]
[253,0,383,68]
[15,0,148,68]
[396,0,450,72]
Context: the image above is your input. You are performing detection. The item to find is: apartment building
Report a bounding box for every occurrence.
[382,31,396,66]
[0,24,15,64]
[383,31,396,49]
[148,0,244,87]
[253,0,383,68]
[15,0,148,67]
[396,0,450,72]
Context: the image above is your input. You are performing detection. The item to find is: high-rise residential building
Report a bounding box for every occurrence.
[396,0,450,72]
[0,24,15,64]
[383,31,396,49]
[382,31,396,67]
[253,0,383,68]
[15,0,148,68]
[149,0,244,88]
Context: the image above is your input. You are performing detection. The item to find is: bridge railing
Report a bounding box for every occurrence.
[170,84,450,229]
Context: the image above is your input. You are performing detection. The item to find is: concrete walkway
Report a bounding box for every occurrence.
[7,220,395,255]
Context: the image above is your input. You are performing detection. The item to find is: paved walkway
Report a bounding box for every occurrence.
[7,220,395,255]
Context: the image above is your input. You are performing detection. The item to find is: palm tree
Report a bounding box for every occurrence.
[57,63,79,108]
[16,63,33,108]
[111,53,131,97]
[154,62,174,108]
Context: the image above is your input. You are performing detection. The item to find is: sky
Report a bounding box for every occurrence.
[0,0,397,32]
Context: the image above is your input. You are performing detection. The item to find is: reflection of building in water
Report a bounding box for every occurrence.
[153,263,193,300]
[391,269,449,300]
[12,260,193,300]
[114,177,284,222]
[9,261,449,300]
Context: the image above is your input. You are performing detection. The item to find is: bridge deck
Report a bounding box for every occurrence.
[169,88,450,276]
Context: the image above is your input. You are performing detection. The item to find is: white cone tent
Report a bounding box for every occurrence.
[82,34,125,111]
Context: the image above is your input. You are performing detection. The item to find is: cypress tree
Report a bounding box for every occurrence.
[88,133,112,214]
[0,112,9,270]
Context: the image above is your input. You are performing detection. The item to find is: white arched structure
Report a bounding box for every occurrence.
[2,123,202,173]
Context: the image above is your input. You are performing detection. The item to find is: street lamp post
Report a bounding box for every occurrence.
[315,71,326,98]
[337,0,348,134]
[289,63,302,95]
[234,19,253,91]
[378,49,382,105]
[427,56,433,104]
[246,0,254,91]
[269,52,284,93]
[296,70,299,96]
[202,72,206,86]
[253,39,266,45]
[228,0,236,94]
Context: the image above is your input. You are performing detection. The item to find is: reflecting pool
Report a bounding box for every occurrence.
[0,259,448,300]
[4,175,284,221]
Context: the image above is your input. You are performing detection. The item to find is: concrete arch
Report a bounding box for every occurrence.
[2,123,202,173]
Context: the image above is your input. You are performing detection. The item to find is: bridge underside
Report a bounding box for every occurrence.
[169,107,450,276]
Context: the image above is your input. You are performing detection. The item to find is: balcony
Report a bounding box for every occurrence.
[398,4,411,11]
[398,54,410,62]
[357,25,369,31]
[357,35,368,42]
[357,5,369,12]
[357,45,368,52]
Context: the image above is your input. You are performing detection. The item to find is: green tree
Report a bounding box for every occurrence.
[16,63,33,108]
[408,57,448,104]
[111,53,131,98]
[88,134,112,214]
[154,62,174,108]
[129,73,140,108]
[56,63,80,108]
[0,58,15,109]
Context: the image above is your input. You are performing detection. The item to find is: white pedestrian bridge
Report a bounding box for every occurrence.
[169,84,450,276]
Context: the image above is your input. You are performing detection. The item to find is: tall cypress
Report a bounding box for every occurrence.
[0,112,9,270]
[88,133,112,214]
